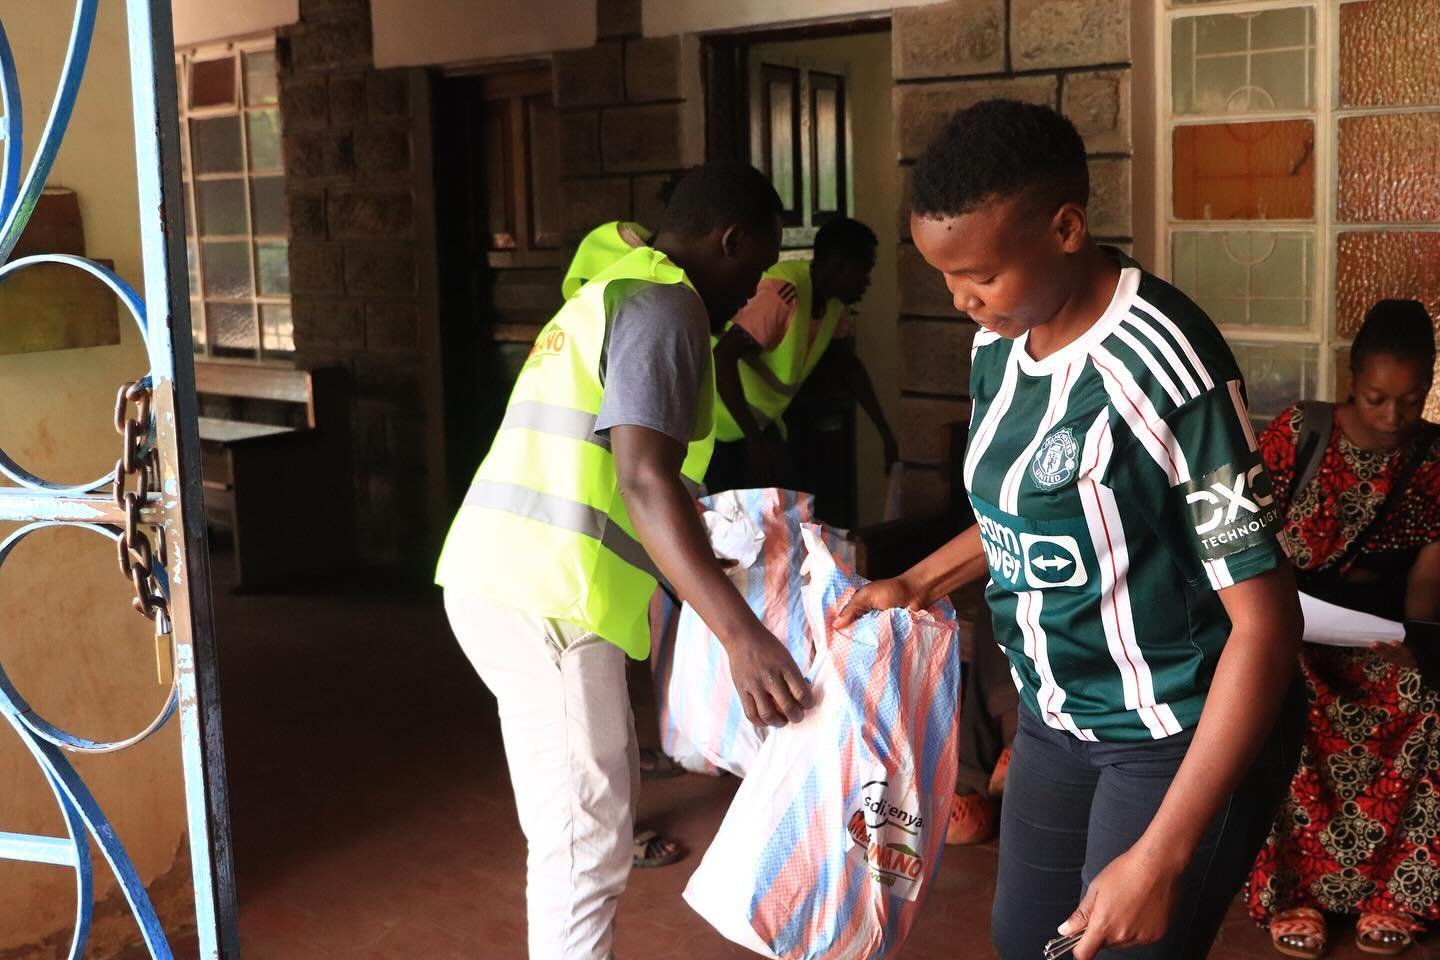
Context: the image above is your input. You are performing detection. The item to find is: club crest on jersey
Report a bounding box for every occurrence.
[1031,428,1079,490]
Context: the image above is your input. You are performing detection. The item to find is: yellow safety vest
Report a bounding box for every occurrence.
[560,221,653,300]
[436,246,715,657]
[714,258,844,442]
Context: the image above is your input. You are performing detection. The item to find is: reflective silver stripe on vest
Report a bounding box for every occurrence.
[741,354,801,398]
[464,480,661,579]
[501,401,611,450]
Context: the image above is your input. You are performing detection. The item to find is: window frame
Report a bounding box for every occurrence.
[175,34,293,365]
[1156,0,1440,410]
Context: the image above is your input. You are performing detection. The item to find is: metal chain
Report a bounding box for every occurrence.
[112,380,168,623]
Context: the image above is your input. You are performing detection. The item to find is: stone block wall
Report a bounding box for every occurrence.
[891,0,1133,513]
[278,0,440,567]
[554,0,691,242]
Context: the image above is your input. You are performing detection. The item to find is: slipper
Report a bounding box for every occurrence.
[1270,907,1326,958]
[1356,912,1423,956]
[988,746,1012,796]
[639,747,685,780]
[633,829,684,869]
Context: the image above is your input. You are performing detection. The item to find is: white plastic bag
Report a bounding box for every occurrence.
[683,527,962,960]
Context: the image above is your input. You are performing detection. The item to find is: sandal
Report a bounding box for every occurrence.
[988,746,1012,796]
[1356,912,1423,956]
[639,747,685,780]
[633,829,684,869]
[946,792,998,846]
[1270,907,1326,958]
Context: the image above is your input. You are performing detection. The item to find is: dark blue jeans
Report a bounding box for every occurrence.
[991,684,1302,959]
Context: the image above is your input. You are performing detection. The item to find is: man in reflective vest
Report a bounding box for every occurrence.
[708,217,898,492]
[435,163,811,960]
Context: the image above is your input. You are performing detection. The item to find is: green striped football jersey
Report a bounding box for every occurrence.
[966,254,1290,742]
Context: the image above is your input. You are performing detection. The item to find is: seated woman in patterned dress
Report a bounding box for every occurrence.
[1247,299,1440,958]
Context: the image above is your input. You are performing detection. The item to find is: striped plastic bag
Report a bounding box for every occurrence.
[650,489,852,778]
[683,525,961,960]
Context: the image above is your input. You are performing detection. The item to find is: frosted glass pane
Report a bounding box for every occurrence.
[191,116,243,174]
[190,56,236,110]
[1335,232,1440,338]
[1229,341,1317,421]
[769,80,795,210]
[815,87,840,213]
[250,176,286,236]
[1173,120,1315,220]
[1171,8,1314,115]
[261,304,294,355]
[196,178,247,236]
[186,238,200,296]
[244,50,278,106]
[1172,230,1312,327]
[201,241,253,299]
[1341,0,1440,108]
[191,300,206,352]
[1195,15,1247,55]
[207,301,258,356]
[247,109,282,172]
[256,240,289,295]
[1337,113,1440,223]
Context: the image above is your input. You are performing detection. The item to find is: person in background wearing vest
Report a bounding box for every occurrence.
[837,100,1305,960]
[1247,300,1440,958]
[706,217,899,493]
[435,163,812,960]
[560,174,689,301]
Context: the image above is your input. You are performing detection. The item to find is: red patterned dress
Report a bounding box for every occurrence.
[1246,403,1440,925]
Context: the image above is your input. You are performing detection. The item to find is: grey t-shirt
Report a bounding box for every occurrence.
[594,281,712,447]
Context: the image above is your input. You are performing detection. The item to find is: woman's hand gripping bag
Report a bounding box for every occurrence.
[683,525,962,960]
[651,489,852,778]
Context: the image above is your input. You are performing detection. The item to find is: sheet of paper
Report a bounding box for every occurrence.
[1299,591,1405,647]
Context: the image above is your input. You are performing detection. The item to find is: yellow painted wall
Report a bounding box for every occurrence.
[750,31,899,526]
[0,2,191,953]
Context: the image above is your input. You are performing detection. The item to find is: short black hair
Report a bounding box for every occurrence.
[659,161,782,239]
[813,217,878,263]
[912,99,1088,219]
[1351,299,1436,372]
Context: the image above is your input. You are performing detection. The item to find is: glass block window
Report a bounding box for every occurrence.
[176,41,292,361]
[1162,0,1440,422]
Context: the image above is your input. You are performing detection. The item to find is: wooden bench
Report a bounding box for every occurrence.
[194,362,352,590]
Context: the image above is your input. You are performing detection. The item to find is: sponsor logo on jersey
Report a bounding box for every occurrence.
[977,512,1089,590]
[1032,427,1080,490]
[1182,457,1282,561]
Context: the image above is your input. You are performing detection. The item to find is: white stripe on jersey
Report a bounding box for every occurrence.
[971,327,1002,363]
[1091,345,1193,486]
[1227,379,1260,452]
[1111,325,1184,408]
[1204,557,1236,589]
[999,361,1079,513]
[964,339,1020,491]
[1132,295,1216,392]
[1224,378,1293,558]
[1078,410,1182,740]
[1018,589,1093,740]
[1122,311,1202,401]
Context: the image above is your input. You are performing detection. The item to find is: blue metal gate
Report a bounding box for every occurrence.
[0,2,238,956]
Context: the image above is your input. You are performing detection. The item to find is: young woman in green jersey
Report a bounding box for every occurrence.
[836,100,1304,960]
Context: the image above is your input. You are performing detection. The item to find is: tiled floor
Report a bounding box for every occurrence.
[198,571,1431,959]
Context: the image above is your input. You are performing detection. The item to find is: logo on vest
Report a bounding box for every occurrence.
[1032,428,1079,490]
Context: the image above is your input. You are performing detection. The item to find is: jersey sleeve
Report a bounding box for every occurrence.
[1109,380,1290,591]
[729,278,796,350]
